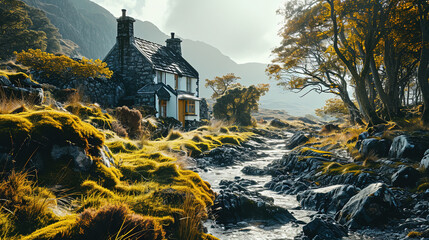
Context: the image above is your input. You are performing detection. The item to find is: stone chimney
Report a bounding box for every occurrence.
[117,9,135,46]
[166,32,182,56]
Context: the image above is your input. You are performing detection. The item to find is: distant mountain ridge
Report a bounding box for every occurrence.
[21,0,330,116]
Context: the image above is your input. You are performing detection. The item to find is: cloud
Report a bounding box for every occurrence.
[163,0,284,63]
[91,0,284,63]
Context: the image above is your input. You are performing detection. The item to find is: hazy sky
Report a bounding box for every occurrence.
[90,0,285,64]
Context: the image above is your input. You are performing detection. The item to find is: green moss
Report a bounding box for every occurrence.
[106,139,139,153]
[203,135,222,145]
[219,127,229,133]
[195,142,211,152]
[66,103,114,129]
[321,161,366,176]
[228,126,239,132]
[81,180,116,198]
[300,147,333,158]
[196,126,210,132]
[183,142,202,157]
[21,215,77,240]
[217,135,243,145]
[417,182,429,192]
[166,130,183,140]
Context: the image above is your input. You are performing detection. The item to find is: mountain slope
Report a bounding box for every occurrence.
[22,0,330,116]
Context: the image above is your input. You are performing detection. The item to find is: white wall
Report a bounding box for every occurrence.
[167,96,178,119]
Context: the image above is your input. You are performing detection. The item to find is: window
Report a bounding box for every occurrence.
[157,71,166,84]
[159,100,167,117]
[175,74,179,89]
[185,100,195,115]
[186,77,192,92]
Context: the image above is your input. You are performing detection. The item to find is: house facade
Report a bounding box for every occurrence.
[104,9,201,125]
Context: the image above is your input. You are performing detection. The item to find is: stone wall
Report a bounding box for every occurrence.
[30,71,125,107]
[104,43,155,99]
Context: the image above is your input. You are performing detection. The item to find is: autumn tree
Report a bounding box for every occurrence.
[414,0,429,124]
[0,0,62,61]
[315,98,350,119]
[268,0,363,124]
[213,84,269,126]
[205,73,242,99]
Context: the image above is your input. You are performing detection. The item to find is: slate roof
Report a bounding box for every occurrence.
[134,38,199,78]
[137,83,176,100]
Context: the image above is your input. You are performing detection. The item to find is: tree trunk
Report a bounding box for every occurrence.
[417,2,429,125]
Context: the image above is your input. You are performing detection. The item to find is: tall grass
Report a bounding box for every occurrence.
[177,194,205,240]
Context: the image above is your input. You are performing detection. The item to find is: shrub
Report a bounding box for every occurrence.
[115,106,144,139]
[15,49,113,79]
[213,84,269,126]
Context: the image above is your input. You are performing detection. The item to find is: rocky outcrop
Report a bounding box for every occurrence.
[241,166,266,176]
[359,138,391,157]
[0,74,44,104]
[197,145,256,167]
[286,132,309,150]
[420,149,429,171]
[389,135,429,160]
[212,179,295,225]
[391,166,420,188]
[297,185,359,213]
[301,216,348,240]
[336,183,398,229]
[270,118,289,128]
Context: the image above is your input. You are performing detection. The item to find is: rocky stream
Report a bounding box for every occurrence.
[190,128,429,240]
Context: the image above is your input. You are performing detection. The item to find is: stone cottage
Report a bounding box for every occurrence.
[104,9,201,126]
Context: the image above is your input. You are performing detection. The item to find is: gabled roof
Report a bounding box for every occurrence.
[134,38,199,79]
[137,83,176,100]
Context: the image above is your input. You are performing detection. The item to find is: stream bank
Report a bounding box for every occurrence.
[191,127,429,240]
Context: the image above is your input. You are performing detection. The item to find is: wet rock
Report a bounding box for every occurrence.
[359,138,391,157]
[355,132,369,149]
[336,183,398,229]
[241,166,266,176]
[197,145,255,167]
[286,132,309,150]
[297,185,359,213]
[391,166,420,188]
[420,149,429,171]
[302,216,348,240]
[389,135,429,160]
[270,118,290,128]
[51,145,93,172]
[212,180,295,225]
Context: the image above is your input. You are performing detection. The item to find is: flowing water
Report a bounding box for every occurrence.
[198,132,317,240]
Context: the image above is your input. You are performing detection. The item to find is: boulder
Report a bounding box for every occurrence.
[389,135,429,160]
[270,118,289,128]
[391,166,420,188]
[336,183,398,229]
[212,180,295,225]
[286,132,309,150]
[51,145,93,172]
[302,216,348,240]
[241,166,266,176]
[359,138,391,157]
[197,145,255,167]
[297,185,359,213]
[420,149,429,171]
